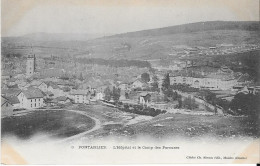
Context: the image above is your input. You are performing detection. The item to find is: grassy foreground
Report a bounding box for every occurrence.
[1,110,95,139]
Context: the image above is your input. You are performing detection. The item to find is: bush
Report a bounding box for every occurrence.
[183,96,198,110]
[121,103,163,116]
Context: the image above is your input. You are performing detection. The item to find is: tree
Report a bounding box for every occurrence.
[125,92,129,99]
[198,90,216,104]
[177,97,182,108]
[183,96,198,110]
[104,87,112,101]
[112,86,120,103]
[141,73,150,83]
[161,73,173,101]
[151,75,159,92]
[172,91,179,101]
[230,93,259,116]
[79,72,84,81]
[161,73,170,93]
[152,75,159,82]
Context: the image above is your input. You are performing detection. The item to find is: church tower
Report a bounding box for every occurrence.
[26,54,36,77]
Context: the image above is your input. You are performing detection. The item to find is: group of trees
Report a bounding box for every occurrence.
[197,90,217,105]
[229,93,259,117]
[122,104,166,117]
[77,58,151,68]
[104,86,121,103]
[198,89,259,117]
[171,83,199,93]
[182,96,198,110]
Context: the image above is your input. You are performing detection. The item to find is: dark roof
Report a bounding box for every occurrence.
[8,78,17,82]
[1,88,22,96]
[134,78,148,84]
[139,92,151,97]
[5,96,20,104]
[70,90,89,95]
[49,82,60,89]
[56,81,74,86]
[170,71,205,78]
[45,91,54,96]
[237,74,252,82]
[55,96,68,101]
[1,96,9,106]
[7,84,19,89]
[22,89,44,99]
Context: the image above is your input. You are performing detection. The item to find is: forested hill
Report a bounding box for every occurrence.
[105,21,260,38]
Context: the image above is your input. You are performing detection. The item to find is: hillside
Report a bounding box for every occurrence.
[105,21,259,38]
[2,21,260,61]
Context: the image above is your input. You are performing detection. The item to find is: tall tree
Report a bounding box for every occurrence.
[161,73,173,101]
[112,86,121,103]
[104,87,112,101]
[161,73,170,93]
[151,75,159,92]
[79,72,84,81]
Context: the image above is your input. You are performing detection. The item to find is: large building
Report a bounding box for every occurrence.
[170,66,239,90]
[26,54,36,77]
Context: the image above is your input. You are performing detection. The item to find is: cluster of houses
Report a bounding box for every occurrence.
[170,43,260,57]
[1,54,157,116]
[2,51,259,117]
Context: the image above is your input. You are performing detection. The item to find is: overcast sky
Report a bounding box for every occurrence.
[2,0,259,36]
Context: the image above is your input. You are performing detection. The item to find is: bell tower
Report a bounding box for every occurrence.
[26,54,35,77]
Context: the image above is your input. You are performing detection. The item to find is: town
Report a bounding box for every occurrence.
[1,21,260,142]
[2,42,259,118]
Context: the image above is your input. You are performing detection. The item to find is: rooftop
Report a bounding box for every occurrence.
[22,88,44,99]
[4,96,20,104]
[55,96,68,101]
[70,89,90,95]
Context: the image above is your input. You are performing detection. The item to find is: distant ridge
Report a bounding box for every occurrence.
[105,21,260,38]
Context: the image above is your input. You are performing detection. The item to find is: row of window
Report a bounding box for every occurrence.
[30,99,41,102]
[31,103,41,108]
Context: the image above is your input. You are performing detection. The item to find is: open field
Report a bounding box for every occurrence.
[1,110,95,139]
[126,113,259,140]
[72,104,259,141]
[1,104,259,142]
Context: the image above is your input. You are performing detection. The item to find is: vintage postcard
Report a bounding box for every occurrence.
[1,0,259,164]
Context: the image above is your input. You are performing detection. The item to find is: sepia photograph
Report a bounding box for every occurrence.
[1,0,259,164]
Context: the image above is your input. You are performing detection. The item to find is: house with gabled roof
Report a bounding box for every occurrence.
[1,96,14,117]
[17,88,44,109]
[139,92,151,105]
[70,90,90,104]
[30,80,48,92]
[47,82,65,97]
[53,96,71,104]
[4,96,20,108]
[132,78,149,89]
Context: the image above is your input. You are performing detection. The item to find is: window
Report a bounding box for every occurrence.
[35,99,36,102]
[31,104,33,107]
[6,103,8,107]
[35,103,36,107]
[31,99,32,102]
